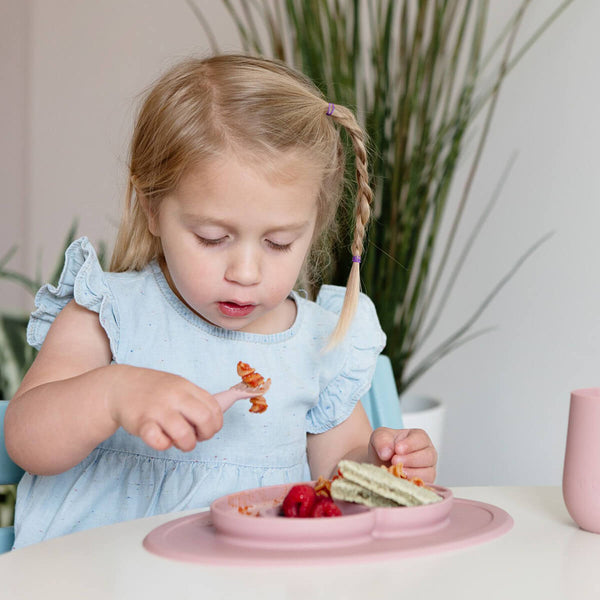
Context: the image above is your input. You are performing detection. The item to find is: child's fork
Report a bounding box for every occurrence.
[213,380,271,412]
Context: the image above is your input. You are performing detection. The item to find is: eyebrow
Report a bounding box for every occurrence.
[182,214,312,233]
[182,214,229,227]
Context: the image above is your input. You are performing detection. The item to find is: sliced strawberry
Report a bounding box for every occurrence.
[281,484,317,518]
[310,497,342,518]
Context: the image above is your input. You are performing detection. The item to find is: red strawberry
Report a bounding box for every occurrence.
[281,484,317,518]
[310,497,342,518]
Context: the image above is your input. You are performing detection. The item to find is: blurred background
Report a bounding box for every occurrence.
[1,0,598,486]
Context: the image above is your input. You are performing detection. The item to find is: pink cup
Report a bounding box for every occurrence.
[563,388,600,533]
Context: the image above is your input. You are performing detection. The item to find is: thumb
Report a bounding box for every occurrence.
[370,427,410,461]
[369,427,396,460]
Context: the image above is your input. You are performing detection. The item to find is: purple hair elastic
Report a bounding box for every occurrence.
[326,103,335,116]
[352,255,361,263]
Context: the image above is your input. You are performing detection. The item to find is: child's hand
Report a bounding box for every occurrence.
[107,365,223,452]
[368,427,438,483]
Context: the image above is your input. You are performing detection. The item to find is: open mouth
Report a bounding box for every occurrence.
[218,302,256,318]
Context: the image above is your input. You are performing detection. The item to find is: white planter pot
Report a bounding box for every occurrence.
[401,395,446,455]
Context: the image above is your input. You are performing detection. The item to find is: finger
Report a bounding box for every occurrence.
[370,427,408,461]
[391,445,438,470]
[139,420,172,451]
[393,428,434,456]
[182,398,223,441]
[401,466,437,484]
[371,432,393,461]
[159,414,198,452]
[202,393,224,425]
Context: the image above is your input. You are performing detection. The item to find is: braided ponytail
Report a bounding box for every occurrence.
[324,103,373,348]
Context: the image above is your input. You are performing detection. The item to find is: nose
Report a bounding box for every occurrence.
[224,245,261,286]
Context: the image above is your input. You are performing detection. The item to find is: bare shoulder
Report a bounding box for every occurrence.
[45,299,111,354]
[16,300,112,395]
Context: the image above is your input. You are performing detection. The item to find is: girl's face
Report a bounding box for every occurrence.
[148,154,320,334]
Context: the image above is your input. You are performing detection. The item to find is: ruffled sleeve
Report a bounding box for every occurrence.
[27,237,119,357]
[305,285,386,434]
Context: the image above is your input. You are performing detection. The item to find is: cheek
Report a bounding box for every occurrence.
[269,248,310,289]
[185,261,220,288]
[294,236,314,272]
[167,250,220,299]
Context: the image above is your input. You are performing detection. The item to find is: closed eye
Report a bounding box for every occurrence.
[266,240,292,252]
[196,235,227,247]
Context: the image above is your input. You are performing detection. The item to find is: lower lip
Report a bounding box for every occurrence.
[218,302,256,318]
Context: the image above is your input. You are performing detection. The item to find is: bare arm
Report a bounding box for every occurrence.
[5,300,223,475]
[306,401,374,479]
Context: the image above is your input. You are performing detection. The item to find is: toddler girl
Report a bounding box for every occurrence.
[5,55,437,548]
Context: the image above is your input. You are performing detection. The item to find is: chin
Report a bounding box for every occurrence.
[212,315,255,332]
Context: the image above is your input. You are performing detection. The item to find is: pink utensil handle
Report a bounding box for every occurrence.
[213,383,267,412]
[563,387,600,533]
[213,390,238,412]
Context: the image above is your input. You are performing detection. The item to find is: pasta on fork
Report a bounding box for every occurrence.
[237,361,271,413]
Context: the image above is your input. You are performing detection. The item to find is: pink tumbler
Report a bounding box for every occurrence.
[563,388,600,533]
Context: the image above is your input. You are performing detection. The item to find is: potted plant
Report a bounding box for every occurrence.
[0,223,106,528]
[189,0,570,440]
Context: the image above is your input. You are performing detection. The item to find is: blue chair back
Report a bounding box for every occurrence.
[0,400,25,553]
[361,355,404,429]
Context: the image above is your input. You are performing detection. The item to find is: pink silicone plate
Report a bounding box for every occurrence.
[143,482,513,565]
[209,481,452,549]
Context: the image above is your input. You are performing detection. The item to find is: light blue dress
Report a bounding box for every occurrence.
[13,237,385,548]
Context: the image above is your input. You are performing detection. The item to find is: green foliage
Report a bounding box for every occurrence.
[192,0,570,394]
[0,222,107,400]
[0,484,17,528]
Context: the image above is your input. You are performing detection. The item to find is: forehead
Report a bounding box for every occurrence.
[174,153,322,221]
[188,148,322,186]
[178,154,322,199]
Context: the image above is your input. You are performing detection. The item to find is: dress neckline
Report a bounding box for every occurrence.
[149,260,304,343]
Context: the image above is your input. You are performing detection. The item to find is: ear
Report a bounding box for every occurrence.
[135,183,160,236]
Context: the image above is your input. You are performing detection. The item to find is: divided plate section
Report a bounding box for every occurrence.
[373,486,453,538]
[210,481,452,549]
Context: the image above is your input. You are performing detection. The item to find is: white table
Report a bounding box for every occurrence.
[0,486,598,600]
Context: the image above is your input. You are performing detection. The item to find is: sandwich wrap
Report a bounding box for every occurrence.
[330,460,442,507]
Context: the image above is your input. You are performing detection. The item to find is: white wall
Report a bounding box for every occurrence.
[1,0,597,486]
[0,0,29,309]
[25,0,241,275]
[411,0,600,485]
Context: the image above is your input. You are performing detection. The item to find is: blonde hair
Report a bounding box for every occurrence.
[110,54,373,344]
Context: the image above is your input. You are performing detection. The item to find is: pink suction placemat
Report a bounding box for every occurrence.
[143,483,513,565]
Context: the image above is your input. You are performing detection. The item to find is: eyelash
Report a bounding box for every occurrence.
[195,235,292,253]
[196,236,226,247]
[266,240,292,252]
